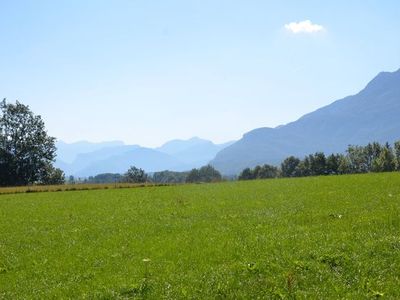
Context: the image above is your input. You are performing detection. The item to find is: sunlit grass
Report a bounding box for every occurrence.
[0,173,399,298]
[0,182,170,195]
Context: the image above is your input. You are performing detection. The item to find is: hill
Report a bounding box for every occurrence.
[211,68,400,174]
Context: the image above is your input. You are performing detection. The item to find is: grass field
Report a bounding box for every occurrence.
[1,173,400,299]
[0,182,168,195]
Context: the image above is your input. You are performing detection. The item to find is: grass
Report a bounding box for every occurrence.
[0,182,170,195]
[0,173,399,299]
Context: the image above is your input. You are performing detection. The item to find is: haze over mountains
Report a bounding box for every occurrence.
[211,68,400,174]
[56,137,233,177]
[56,68,400,177]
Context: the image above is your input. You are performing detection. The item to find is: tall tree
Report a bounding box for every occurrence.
[309,152,327,175]
[124,166,148,183]
[281,156,301,177]
[326,154,341,175]
[257,164,279,179]
[372,144,396,172]
[238,168,254,180]
[296,156,311,177]
[186,168,200,183]
[186,165,222,183]
[347,145,369,173]
[394,141,400,171]
[0,99,62,186]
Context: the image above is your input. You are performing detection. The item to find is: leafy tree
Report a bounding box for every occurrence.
[238,168,255,180]
[364,142,382,170]
[347,145,369,173]
[295,157,311,177]
[186,168,200,183]
[199,165,222,182]
[256,164,279,179]
[186,165,222,183]
[41,165,65,185]
[252,165,262,178]
[372,144,396,172]
[124,166,148,183]
[309,152,327,175]
[239,164,278,180]
[152,170,188,183]
[88,173,123,184]
[326,154,341,175]
[394,141,400,171]
[281,156,300,177]
[0,99,59,186]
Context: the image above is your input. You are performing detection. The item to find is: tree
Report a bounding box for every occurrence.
[347,145,369,173]
[238,168,254,180]
[257,164,279,179]
[199,165,222,182]
[87,173,123,184]
[372,144,396,172]
[124,166,148,183]
[281,156,301,177]
[326,154,341,175]
[186,165,222,183]
[153,170,188,183]
[295,157,311,177]
[394,141,400,171]
[41,165,65,185]
[68,175,75,184]
[186,168,200,183]
[309,152,326,176]
[0,99,59,186]
[364,142,382,170]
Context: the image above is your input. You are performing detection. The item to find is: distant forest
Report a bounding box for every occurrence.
[238,141,400,180]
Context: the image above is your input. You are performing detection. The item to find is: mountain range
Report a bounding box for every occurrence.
[211,68,400,174]
[55,137,233,177]
[56,68,400,177]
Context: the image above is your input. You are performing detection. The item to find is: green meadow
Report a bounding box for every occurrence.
[1,173,399,299]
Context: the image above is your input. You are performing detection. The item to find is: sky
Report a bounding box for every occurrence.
[1,0,400,147]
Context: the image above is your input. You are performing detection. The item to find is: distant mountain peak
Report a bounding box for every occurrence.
[211,68,400,174]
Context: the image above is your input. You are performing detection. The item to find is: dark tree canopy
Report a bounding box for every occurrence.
[239,141,400,181]
[124,166,148,183]
[152,170,188,183]
[186,165,222,183]
[0,99,64,186]
[238,164,278,180]
[281,156,301,177]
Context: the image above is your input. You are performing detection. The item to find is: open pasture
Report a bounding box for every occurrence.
[1,173,400,299]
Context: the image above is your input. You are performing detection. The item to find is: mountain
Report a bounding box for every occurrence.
[55,145,140,175]
[72,147,189,177]
[211,68,400,175]
[157,137,210,155]
[157,137,235,167]
[56,137,234,177]
[56,140,125,163]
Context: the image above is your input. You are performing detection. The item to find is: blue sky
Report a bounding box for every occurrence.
[1,1,399,147]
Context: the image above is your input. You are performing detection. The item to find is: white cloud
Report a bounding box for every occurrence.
[284,20,325,34]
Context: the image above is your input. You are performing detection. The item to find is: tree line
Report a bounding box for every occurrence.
[3,99,400,187]
[76,165,223,185]
[239,141,400,180]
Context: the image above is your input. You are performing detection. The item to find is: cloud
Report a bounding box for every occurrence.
[284,20,325,34]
